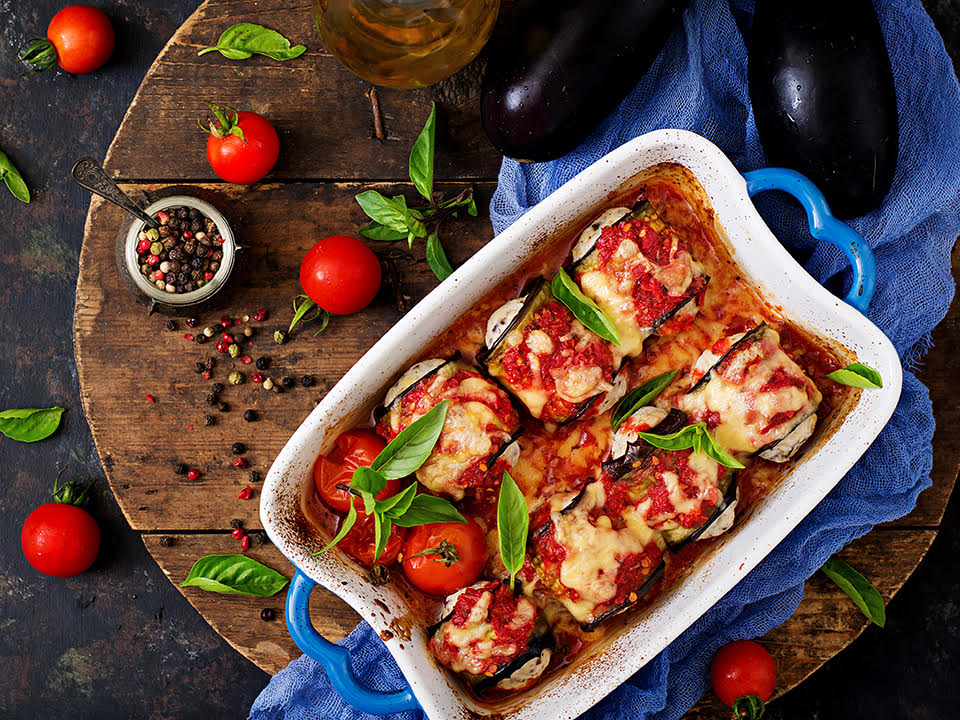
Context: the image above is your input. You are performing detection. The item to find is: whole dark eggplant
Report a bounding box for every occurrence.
[749,0,899,218]
[481,0,690,162]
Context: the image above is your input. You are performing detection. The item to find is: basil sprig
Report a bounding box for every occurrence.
[356,103,477,282]
[180,554,289,596]
[611,370,680,431]
[0,406,64,442]
[314,401,467,562]
[198,23,306,61]
[0,149,30,203]
[825,363,883,389]
[637,421,745,469]
[497,471,529,590]
[551,269,621,345]
[821,557,886,627]
[288,294,330,336]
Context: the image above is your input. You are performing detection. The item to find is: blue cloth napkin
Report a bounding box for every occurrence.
[251,1,960,718]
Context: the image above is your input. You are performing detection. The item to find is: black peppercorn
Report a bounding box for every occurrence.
[255,356,269,370]
[202,414,215,426]
[260,608,275,621]
[204,357,215,370]
[229,518,243,530]
[165,319,177,331]
[300,375,315,388]
[243,409,258,422]
[249,470,261,483]
[194,361,205,374]
[253,530,268,546]
[281,377,295,389]
[206,393,217,406]
[217,401,229,412]
[159,535,175,547]
[232,442,246,455]
[211,383,224,394]
[173,462,187,475]
[196,333,208,345]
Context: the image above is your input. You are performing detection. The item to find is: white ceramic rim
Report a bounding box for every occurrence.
[260,129,903,720]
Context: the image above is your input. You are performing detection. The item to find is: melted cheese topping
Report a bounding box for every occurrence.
[633,451,721,531]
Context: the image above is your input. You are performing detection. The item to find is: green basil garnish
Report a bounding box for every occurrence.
[610,370,680,431]
[0,149,30,203]
[637,421,745,469]
[825,363,883,389]
[356,191,413,234]
[551,269,621,345]
[408,103,436,202]
[359,221,408,242]
[315,502,358,557]
[180,554,289,596]
[288,293,330,336]
[372,400,449,480]
[497,471,529,590]
[198,23,306,61]
[821,557,886,627]
[425,231,453,281]
[373,513,393,564]
[390,493,467,527]
[0,406,64,442]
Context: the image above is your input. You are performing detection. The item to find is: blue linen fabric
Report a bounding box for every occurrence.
[251,1,960,718]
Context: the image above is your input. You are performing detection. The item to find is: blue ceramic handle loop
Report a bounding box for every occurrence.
[286,570,422,715]
[743,167,876,313]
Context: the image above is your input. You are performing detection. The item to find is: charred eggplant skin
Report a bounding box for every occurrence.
[481,0,690,162]
[749,0,898,218]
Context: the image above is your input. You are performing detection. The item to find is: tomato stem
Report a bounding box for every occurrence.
[405,539,461,567]
[731,695,765,720]
[199,101,247,144]
[51,466,94,508]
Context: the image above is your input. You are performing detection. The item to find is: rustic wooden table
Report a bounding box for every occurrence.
[3,2,960,719]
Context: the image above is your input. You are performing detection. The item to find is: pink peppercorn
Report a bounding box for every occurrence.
[156,210,169,225]
[183,333,194,341]
[240,535,251,551]
[240,355,252,365]
[222,333,235,344]
[231,528,246,540]
[233,456,249,469]
[220,316,233,328]
[187,469,200,481]
[154,270,165,281]
[145,394,155,403]
[203,271,214,280]
[137,239,152,254]
[215,340,230,353]
[250,372,263,383]
[238,486,253,500]
[146,254,160,266]
[253,309,268,322]
[201,370,212,380]
[182,230,193,240]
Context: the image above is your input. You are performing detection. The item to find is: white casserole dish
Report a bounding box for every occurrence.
[260,129,902,720]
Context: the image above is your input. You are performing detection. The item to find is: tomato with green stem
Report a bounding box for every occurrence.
[200,102,279,185]
[313,429,404,513]
[401,518,488,596]
[710,640,777,719]
[19,5,115,76]
[298,235,381,316]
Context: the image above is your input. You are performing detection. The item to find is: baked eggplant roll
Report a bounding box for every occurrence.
[528,482,665,631]
[570,200,709,357]
[602,407,738,549]
[376,355,522,500]
[678,324,822,462]
[429,580,554,693]
[480,279,626,425]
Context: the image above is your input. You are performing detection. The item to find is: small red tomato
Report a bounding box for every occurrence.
[313,429,403,513]
[21,471,100,578]
[339,510,406,568]
[300,235,381,315]
[202,102,279,185]
[402,519,488,596]
[20,5,116,76]
[710,640,777,713]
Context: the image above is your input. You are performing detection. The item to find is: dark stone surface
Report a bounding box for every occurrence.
[0,1,956,719]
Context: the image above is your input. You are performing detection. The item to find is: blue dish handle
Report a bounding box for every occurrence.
[286,570,422,715]
[742,167,876,313]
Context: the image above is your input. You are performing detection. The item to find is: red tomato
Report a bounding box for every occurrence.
[339,510,406,568]
[300,236,381,315]
[710,640,777,711]
[313,429,404,513]
[402,519,488,596]
[22,502,100,577]
[46,5,115,74]
[205,108,279,184]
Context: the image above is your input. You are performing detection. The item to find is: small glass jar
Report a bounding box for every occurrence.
[116,195,238,315]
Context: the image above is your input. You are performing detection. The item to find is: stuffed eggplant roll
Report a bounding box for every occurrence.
[602,407,738,549]
[678,324,822,462]
[376,356,521,500]
[528,482,665,631]
[480,279,626,425]
[429,580,554,693]
[571,200,709,357]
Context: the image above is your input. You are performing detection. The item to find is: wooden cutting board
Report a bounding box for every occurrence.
[73,1,960,716]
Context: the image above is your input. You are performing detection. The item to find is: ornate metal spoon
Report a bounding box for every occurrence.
[71,157,159,229]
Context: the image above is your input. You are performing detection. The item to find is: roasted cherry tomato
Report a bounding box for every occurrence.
[300,235,381,315]
[202,102,279,185]
[19,5,116,76]
[402,518,488,596]
[313,429,404,513]
[339,510,406,568]
[710,640,777,718]
[21,471,100,578]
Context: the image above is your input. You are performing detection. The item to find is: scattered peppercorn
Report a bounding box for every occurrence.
[233,456,249,469]
[252,530,268,546]
[206,393,218,406]
[222,332,236,344]
[254,309,268,322]
[249,470,261,484]
[231,527,246,540]
[201,369,212,380]
[159,535,175,547]
[202,414,215,426]
[300,375,315,388]
[274,329,287,344]
[229,518,243,529]
[194,361,206,374]
[203,326,215,337]
[204,357,216,370]
[241,355,253,365]
[187,469,200,481]
[243,327,254,338]
[243,409,258,422]
[173,462,187,475]
[240,535,251,551]
[228,370,244,385]
[255,356,269,370]
[215,340,230,354]
[281,377,295,389]
[232,442,246,455]
[165,319,177,331]
[145,394,156,403]
[260,608,275,621]
[221,315,233,328]
[186,317,198,328]
[251,372,264,383]
[228,343,241,358]
[238,486,253,499]
[195,333,208,345]
[242,314,250,323]
[262,378,274,391]
[211,382,224,394]
[183,333,195,342]
[217,401,229,412]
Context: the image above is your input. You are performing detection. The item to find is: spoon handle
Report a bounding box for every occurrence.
[71,157,159,229]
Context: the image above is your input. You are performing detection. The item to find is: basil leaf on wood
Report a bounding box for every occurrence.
[372,400,449,480]
[359,221,408,242]
[180,554,289,596]
[497,471,529,589]
[610,370,680,431]
[0,406,64,442]
[408,102,436,202]
[825,363,883,389]
[391,493,467,527]
[0,150,30,203]
[551,269,621,345]
[313,502,358,557]
[198,23,306,61]
[637,421,745,469]
[356,191,412,234]
[821,557,886,627]
[425,231,453,281]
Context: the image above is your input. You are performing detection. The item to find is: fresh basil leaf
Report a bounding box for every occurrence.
[466,195,478,217]
[425,231,453,281]
[289,294,324,333]
[351,465,387,499]
[312,502,357,557]
[638,421,744,469]
[409,103,436,202]
[821,557,886,627]
[551,269,621,345]
[356,191,411,233]
[0,406,64,442]
[498,471,529,590]
[372,400,448,480]
[701,431,746,469]
[637,423,698,451]
[610,370,680,431]
[377,482,418,517]
[373,513,393,562]
[359,221,407,242]
[825,363,883,389]
[391,493,467,527]
[180,554,289,596]
[0,150,30,204]
[198,23,306,61]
